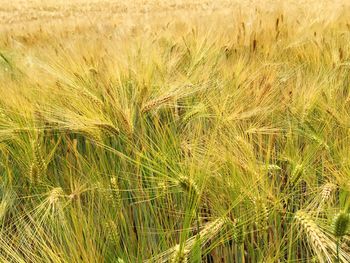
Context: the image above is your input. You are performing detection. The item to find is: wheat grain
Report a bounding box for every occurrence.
[333,213,350,238]
[295,210,334,263]
[141,95,173,113]
[94,122,120,137]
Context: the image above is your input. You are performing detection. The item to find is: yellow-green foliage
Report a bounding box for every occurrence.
[1,0,350,262]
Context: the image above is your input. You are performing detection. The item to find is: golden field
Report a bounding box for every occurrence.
[1,0,350,262]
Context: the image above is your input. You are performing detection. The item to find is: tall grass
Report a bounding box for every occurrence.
[1,0,350,262]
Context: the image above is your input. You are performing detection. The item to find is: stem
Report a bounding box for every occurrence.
[337,237,340,263]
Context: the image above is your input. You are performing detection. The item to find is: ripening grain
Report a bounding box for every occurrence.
[1,0,350,262]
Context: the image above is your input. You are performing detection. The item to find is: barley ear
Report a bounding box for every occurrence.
[178,175,199,201]
[141,95,173,113]
[333,212,349,238]
[33,140,46,174]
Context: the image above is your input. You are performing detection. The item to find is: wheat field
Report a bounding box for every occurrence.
[1,0,350,262]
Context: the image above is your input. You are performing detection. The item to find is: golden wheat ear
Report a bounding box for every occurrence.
[94,122,120,137]
[117,110,134,135]
[181,103,207,127]
[177,175,200,201]
[295,211,330,261]
[144,217,227,263]
[109,176,122,212]
[33,140,46,173]
[141,95,174,114]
